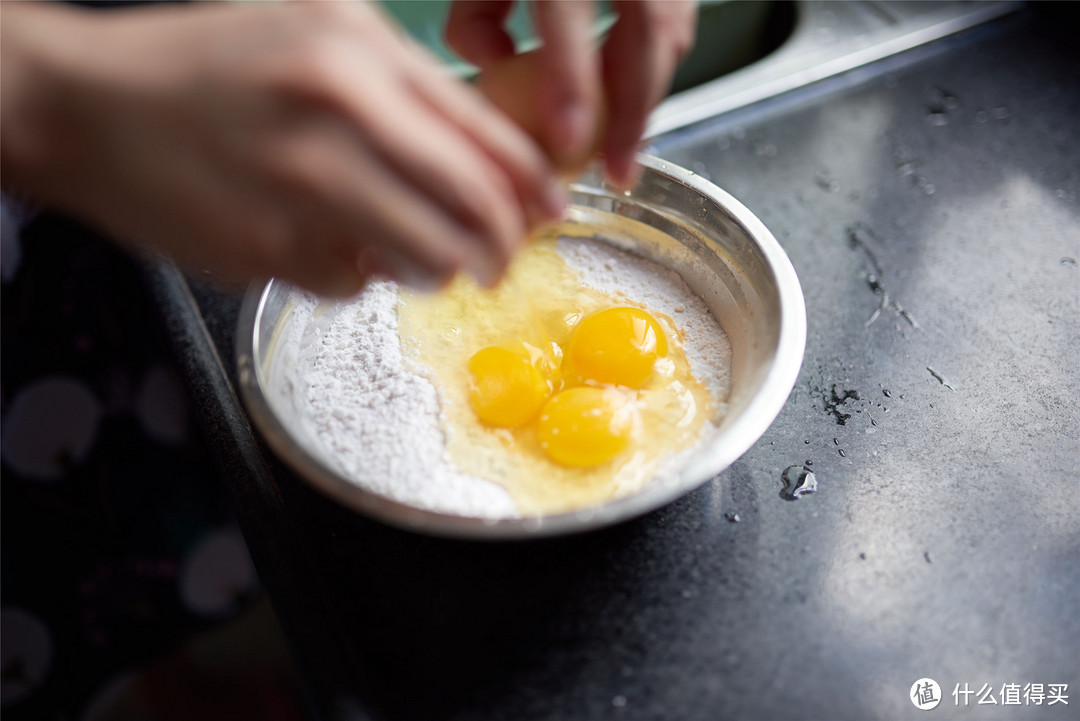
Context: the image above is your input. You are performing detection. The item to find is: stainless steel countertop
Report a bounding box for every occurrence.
[650,0,1022,138]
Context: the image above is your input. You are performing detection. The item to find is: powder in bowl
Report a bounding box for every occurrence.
[276,237,731,518]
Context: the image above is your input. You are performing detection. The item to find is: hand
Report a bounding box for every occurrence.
[0,2,566,296]
[446,0,697,187]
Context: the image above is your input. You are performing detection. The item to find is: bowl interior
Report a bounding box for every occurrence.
[237,156,805,538]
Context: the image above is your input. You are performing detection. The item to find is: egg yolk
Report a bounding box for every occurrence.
[468,346,550,428]
[566,307,668,388]
[537,387,637,467]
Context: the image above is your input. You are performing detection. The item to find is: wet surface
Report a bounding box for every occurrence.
[146,8,1078,721]
[779,466,817,501]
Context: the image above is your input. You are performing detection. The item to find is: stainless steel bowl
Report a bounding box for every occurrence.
[236,155,806,539]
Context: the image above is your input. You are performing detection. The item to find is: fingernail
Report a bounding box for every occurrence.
[606,147,641,191]
[400,269,442,293]
[558,101,592,161]
[357,248,387,278]
[542,180,568,220]
[469,254,502,289]
[380,250,442,292]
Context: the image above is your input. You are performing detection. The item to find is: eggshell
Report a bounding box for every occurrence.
[476,51,605,174]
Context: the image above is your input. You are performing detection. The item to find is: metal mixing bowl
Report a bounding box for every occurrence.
[236,155,806,539]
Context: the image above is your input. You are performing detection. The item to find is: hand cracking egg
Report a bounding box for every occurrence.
[476,50,605,174]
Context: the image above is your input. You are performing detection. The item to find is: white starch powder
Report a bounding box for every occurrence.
[274,238,732,518]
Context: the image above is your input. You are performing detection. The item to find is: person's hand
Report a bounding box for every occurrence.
[446,0,697,187]
[0,2,566,296]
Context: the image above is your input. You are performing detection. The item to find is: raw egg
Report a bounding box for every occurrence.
[468,345,549,428]
[537,387,637,467]
[397,236,717,516]
[566,307,669,388]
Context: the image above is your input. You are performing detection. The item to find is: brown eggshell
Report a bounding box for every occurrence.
[476,51,605,175]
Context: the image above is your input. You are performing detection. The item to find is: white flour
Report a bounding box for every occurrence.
[274,238,732,518]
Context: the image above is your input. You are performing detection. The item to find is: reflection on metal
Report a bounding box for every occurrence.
[648,0,1023,138]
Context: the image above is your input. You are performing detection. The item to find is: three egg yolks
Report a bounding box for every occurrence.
[468,306,668,466]
[397,239,714,516]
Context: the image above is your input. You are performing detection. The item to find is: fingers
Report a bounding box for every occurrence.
[294,11,564,289]
[266,119,480,295]
[401,47,567,230]
[273,53,553,292]
[602,0,697,188]
[531,0,601,168]
[298,28,566,289]
[343,78,529,286]
[444,0,516,68]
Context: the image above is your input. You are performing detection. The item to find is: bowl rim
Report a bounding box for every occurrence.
[235,154,806,540]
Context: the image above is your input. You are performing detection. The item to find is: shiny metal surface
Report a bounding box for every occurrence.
[235,155,806,539]
[649,0,1022,138]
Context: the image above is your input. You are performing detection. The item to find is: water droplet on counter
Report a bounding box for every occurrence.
[913,175,936,195]
[805,459,813,466]
[838,449,846,458]
[724,511,741,523]
[1061,257,1077,267]
[926,112,948,127]
[833,438,839,445]
[815,172,840,193]
[926,366,955,391]
[975,110,988,123]
[926,86,956,105]
[780,466,817,501]
[824,386,861,425]
[924,551,932,564]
